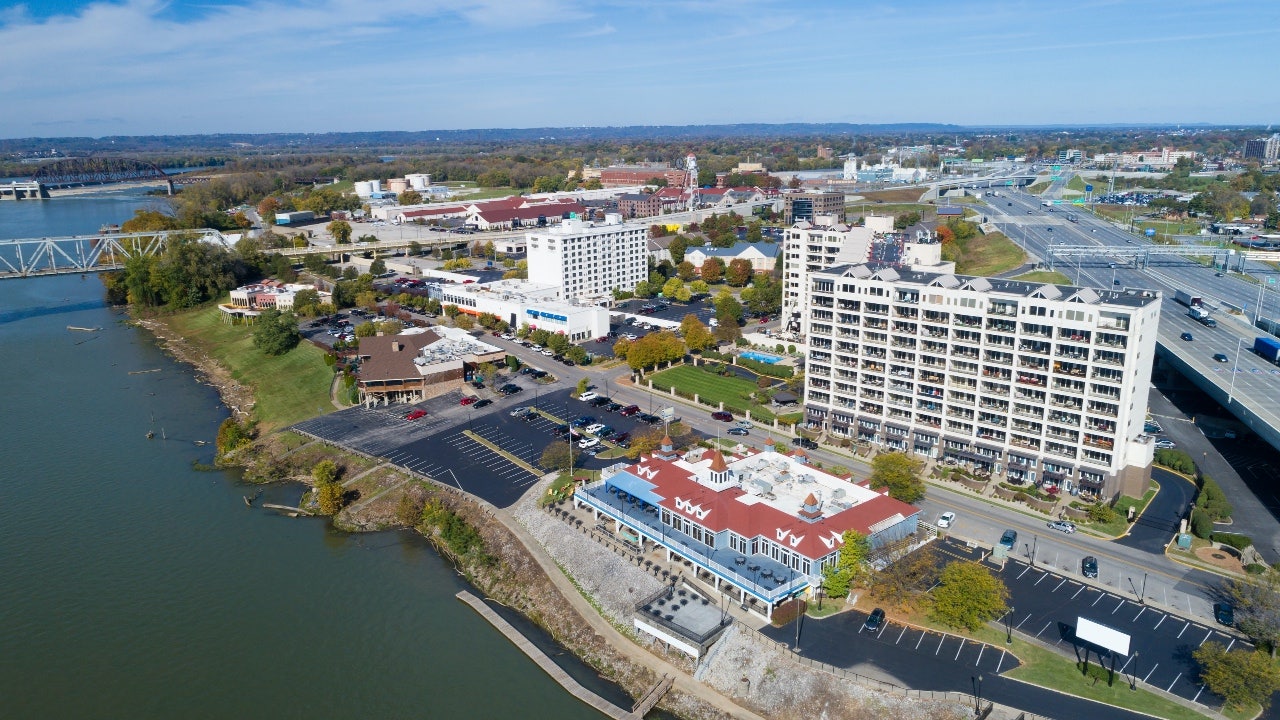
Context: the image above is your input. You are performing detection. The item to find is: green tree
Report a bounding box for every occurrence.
[1196,477,1233,521]
[869,452,926,502]
[575,377,589,397]
[661,276,684,300]
[369,258,387,276]
[1229,570,1280,658]
[316,481,345,515]
[676,261,698,282]
[821,529,870,599]
[931,561,1010,631]
[540,441,574,472]
[690,279,710,295]
[251,308,301,356]
[506,355,521,372]
[216,417,253,455]
[1194,642,1280,710]
[546,333,571,354]
[700,257,725,283]
[397,190,424,206]
[725,258,753,287]
[312,459,339,485]
[327,220,352,244]
[355,321,378,337]
[567,346,589,364]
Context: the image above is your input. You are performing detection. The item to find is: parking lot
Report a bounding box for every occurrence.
[290,382,683,509]
[997,556,1245,707]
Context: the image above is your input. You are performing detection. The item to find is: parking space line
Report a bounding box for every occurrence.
[1052,578,1067,592]
[1153,613,1166,630]
[954,639,965,661]
[1165,673,1181,693]
[1118,654,1134,673]
[996,649,1006,673]
[877,623,888,639]
[1177,621,1190,639]
[896,626,907,644]
[1226,638,1236,651]
[1142,663,1159,683]
[1017,566,1032,580]
[935,634,945,656]
[1092,593,1105,607]
[1112,599,1126,614]
[1034,573,1049,586]
[1016,613,1032,630]
[1035,621,1053,639]
[915,632,925,650]
[1200,629,1213,647]
[1193,685,1205,704]
[975,644,985,667]
[1071,585,1085,600]
[1133,607,1145,623]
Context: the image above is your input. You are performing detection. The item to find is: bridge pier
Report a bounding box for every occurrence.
[0,181,46,200]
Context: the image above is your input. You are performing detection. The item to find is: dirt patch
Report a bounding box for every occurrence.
[1194,546,1245,574]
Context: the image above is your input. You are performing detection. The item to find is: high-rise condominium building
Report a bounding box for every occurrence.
[802,263,1161,500]
[525,216,648,301]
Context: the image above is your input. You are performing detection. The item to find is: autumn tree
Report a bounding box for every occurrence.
[679,314,716,351]
[931,561,1009,631]
[257,196,281,225]
[1229,570,1280,658]
[677,261,698,282]
[397,190,423,206]
[869,451,926,502]
[700,257,725,283]
[540,441,574,472]
[725,259,753,287]
[625,331,686,372]
[661,276,684,300]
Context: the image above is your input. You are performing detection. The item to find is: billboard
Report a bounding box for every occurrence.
[1145,228,1157,237]
[1077,617,1130,656]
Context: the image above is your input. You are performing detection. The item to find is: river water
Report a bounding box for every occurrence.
[0,193,612,719]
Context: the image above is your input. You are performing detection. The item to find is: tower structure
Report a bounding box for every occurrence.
[685,153,698,212]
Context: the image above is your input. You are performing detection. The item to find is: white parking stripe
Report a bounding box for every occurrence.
[1052,578,1067,592]
[1143,664,1159,683]
[1092,594,1105,607]
[1035,621,1053,638]
[1166,673,1181,693]
[935,634,945,655]
[1016,613,1032,630]
[1226,638,1236,651]
[897,626,907,644]
[954,639,965,661]
[1193,685,1205,704]
[1034,573,1049,586]
[1017,566,1032,580]
[1071,585,1085,600]
[1133,607,1145,623]
[1119,655,1134,673]
[975,644,985,667]
[1200,629,1213,647]
[1112,599,1126,614]
[996,649,1006,673]
[1153,614,1166,630]
[1177,621,1190,638]
[916,632,925,650]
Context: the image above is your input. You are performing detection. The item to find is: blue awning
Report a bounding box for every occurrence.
[606,472,665,506]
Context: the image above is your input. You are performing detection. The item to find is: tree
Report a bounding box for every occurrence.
[327,220,352,244]
[1194,642,1280,710]
[397,190,423,206]
[316,481,346,515]
[506,355,521,372]
[567,346,589,364]
[725,258,753,287]
[676,261,698,282]
[661,276,684,300]
[1229,570,1280,658]
[540,442,574,471]
[700,257,725,283]
[369,258,387,276]
[257,196,281,225]
[931,561,1010,631]
[312,459,339,485]
[355,321,378,337]
[575,377,590,397]
[821,529,870,599]
[667,235,689,265]
[1196,477,1233,521]
[690,279,710,295]
[680,314,716,351]
[869,452,926,502]
[252,308,301,356]
[454,313,475,330]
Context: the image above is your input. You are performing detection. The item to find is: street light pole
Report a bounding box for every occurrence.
[1005,606,1015,644]
[1130,652,1139,691]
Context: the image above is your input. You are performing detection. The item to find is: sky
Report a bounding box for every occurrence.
[2,0,1279,138]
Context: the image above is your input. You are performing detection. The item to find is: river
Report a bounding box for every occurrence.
[0,193,614,719]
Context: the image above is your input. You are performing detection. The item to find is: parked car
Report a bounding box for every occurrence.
[999,529,1018,550]
[589,396,611,407]
[578,437,601,449]
[571,416,595,428]
[613,432,630,444]
[791,437,818,450]
[584,423,606,435]
[638,413,663,425]
[1214,602,1235,627]
[863,608,886,633]
[937,511,956,529]
[509,406,532,417]
[1081,556,1099,578]
[460,396,477,406]
[472,398,492,409]
[620,405,641,416]
[499,384,522,395]
[1047,520,1076,534]
[736,420,753,429]
[711,410,733,422]
[577,391,599,402]
[404,409,427,421]
[1154,438,1177,449]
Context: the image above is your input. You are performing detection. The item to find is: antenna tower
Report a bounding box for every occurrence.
[685,153,698,213]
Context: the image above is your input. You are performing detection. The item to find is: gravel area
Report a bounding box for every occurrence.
[511,478,665,625]
[697,625,969,720]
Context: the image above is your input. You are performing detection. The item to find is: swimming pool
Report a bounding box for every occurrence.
[740,351,783,364]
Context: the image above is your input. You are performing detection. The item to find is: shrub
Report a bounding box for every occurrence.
[738,357,794,378]
[1087,503,1119,524]
[1190,508,1214,539]
[770,598,807,627]
[1154,448,1196,475]
[1197,477,1233,522]
[1246,564,1269,575]
[775,412,803,427]
[1213,532,1254,551]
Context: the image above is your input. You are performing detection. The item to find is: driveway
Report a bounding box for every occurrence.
[1114,468,1196,554]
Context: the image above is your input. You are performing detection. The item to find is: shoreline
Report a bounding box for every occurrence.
[133,308,968,720]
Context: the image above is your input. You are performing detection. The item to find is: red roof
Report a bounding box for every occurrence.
[624,455,917,560]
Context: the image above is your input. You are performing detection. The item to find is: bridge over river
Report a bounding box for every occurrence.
[0,229,232,279]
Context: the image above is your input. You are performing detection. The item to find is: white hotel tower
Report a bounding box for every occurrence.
[801,263,1161,500]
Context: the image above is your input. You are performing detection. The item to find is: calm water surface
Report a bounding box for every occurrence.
[0,195,611,718]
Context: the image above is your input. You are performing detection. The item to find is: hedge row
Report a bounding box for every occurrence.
[738,357,794,378]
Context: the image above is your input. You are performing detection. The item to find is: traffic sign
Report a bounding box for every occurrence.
[1005,180,1013,186]
[1085,184,1093,193]
[1145,228,1157,237]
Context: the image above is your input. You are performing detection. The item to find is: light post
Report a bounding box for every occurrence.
[1005,606,1015,644]
[971,675,983,714]
[1129,652,1139,690]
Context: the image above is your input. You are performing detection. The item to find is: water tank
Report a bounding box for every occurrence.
[354,181,374,197]
[407,173,431,190]
[369,179,382,192]
[387,178,409,194]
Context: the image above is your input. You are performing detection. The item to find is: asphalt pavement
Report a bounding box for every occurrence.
[1113,468,1196,554]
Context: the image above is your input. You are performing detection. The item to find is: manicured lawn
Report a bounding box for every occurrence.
[846,202,935,219]
[1026,182,1051,194]
[1137,219,1203,236]
[1066,175,1087,192]
[649,364,776,421]
[1084,483,1159,537]
[164,305,335,432]
[957,626,1212,720]
[955,231,1026,277]
[1012,270,1072,285]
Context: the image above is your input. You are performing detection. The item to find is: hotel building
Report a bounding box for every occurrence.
[526,215,648,302]
[802,263,1161,500]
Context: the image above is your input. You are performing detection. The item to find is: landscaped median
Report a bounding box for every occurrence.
[462,429,541,476]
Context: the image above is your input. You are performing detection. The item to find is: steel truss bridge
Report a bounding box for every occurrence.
[31,157,175,194]
[1043,244,1278,272]
[0,229,231,279]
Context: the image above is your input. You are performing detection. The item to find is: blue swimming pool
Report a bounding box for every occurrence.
[740,351,783,364]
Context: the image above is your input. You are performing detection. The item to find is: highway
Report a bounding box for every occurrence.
[989,188,1280,457]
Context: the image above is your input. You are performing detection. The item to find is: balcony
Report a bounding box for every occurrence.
[1059,330,1091,343]
[1016,374,1046,387]
[1013,406,1043,420]
[1083,437,1115,450]
[1011,437,1042,450]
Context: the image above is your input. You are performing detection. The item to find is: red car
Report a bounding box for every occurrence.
[460,396,477,406]
[405,409,427,420]
[711,411,733,422]
[619,405,641,416]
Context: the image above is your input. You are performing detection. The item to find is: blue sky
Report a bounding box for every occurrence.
[2,0,1278,138]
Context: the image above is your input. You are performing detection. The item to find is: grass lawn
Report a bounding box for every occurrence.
[1086,483,1160,537]
[846,202,935,220]
[1012,270,1072,284]
[855,188,928,203]
[1066,175,1087,192]
[649,364,776,421]
[1026,182,1051,194]
[955,231,1026,276]
[1137,219,1203,236]
[164,305,335,432]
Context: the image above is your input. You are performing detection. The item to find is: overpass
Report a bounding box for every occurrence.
[0,229,231,279]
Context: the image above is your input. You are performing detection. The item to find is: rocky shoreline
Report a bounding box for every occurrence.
[136,312,967,720]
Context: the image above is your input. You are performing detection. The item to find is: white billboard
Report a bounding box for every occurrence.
[1076,617,1130,656]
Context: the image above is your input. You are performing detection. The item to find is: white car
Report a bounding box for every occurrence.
[530,344,543,351]
[1154,439,1176,449]
[578,437,601,449]
[622,333,638,341]
[578,391,599,402]
[501,333,514,340]
[937,512,956,529]
[584,423,606,435]
[540,349,554,356]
